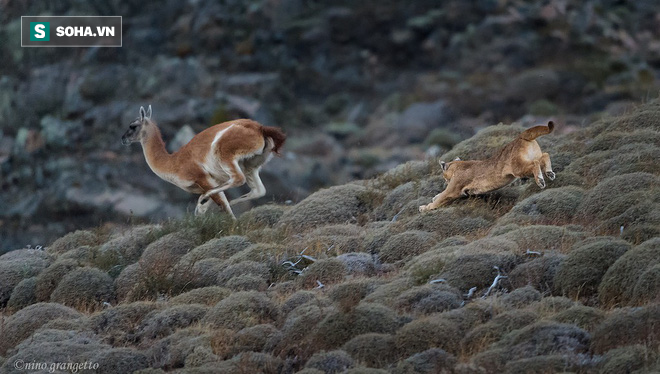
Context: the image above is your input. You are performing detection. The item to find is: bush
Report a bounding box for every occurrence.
[461,310,538,356]
[599,344,658,374]
[577,173,659,220]
[591,304,660,353]
[336,252,378,276]
[342,334,397,368]
[364,277,416,307]
[275,301,331,357]
[217,261,269,286]
[279,290,320,317]
[225,243,289,264]
[392,348,457,374]
[532,296,576,317]
[554,238,630,298]
[6,276,37,311]
[114,263,141,301]
[188,258,226,288]
[305,350,354,374]
[405,250,453,285]
[202,291,276,330]
[395,316,461,357]
[0,248,51,307]
[277,184,382,232]
[499,225,586,253]
[405,207,492,239]
[313,303,401,349]
[50,267,115,309]
[394,285,462,315]
[34,258,79,302]
[502,355,580,374]
[238,204,286,229]
[379,231,437,263]
[98,225,162,264]
[599,238,660,306]
[90,301,163,346]
[552,305,605,332]
[169,286,231,306]
[229,352,283,374]
[229,324,280,355]
[146,327,211,369]
[508,255,564,294]
[631,264,660,304]
[0,302,82,355]
[441,253,519,291]
[47,229,103,254]
[328,279,381,312]
[178,236,252,267]
[498,186,585,226]
[137,304,208,340]
[499,285,541,308]
[93,348,150,374]
[298,258,348,288]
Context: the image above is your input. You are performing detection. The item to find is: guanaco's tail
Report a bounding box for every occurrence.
[261,126,287,155]
[519,121,555,141]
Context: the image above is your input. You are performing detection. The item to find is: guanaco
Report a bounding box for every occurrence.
[419,121,555,212]
[121,106,286,219]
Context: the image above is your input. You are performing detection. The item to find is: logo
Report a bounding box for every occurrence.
[29,22,50,41]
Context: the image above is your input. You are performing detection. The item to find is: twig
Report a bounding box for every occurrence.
[482,266,508,298]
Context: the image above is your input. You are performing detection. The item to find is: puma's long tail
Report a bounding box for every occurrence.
[519,121,554,141]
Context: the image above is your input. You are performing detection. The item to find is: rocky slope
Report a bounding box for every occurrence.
[0,99,658,373]
[2,0,660,252]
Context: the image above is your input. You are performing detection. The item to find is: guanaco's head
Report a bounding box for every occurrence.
[121,105,153,145]
[440,157,461,182]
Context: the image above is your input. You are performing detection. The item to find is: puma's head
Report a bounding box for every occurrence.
[440,157,461,182]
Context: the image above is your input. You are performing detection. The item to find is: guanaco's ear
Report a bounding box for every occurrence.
[146,105,152,120]
[440,161,447,171]
[139,106,146,121]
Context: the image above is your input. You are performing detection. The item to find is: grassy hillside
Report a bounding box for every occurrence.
[1,100,659,374]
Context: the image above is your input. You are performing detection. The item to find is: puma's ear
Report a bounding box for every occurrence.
[440,161,447,171]
[139,106,146,121]
[454,157,461,161]
[146,105,152,119]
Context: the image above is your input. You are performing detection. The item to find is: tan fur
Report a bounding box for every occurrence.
[122,106,286,219]
[419,121,555,212]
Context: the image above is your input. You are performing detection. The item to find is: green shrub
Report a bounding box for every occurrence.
[599,344,658,374]
[184,346,221,368]
[394,285,462,315]
[508,255,564,294]
[90,301,163,345]
[237,204,286,229]
[138,304,208,340]
[578,173,659,220]
[146,327,211,369]
[328,279,381,312]
[552,305,605,332]
[0,302,82,355]
[441,253,519,291]
[225,243,289,264]
[186,258,225,288]
[591,304,660,353]
[305,350,354,374]
[363,277,416,307]
[93,348,150,374]
[277,184,382,232]
[404,250,452,285]
[229,352,283,374]
[599,238,660,306]
[379,231,437,263]
[345,368,389,374]
[503,355,580,374]
[0,248,51,307]
[631,264,660,304]
[342,333,397,368]
[98,225,162,264]
[405,207,492,239]
[50,267,114,310]
[229,324,280,355]
[279,290,320,317]
[532,296,575,317]
[392,348,457,374]
[395,315,461,357]
[217,261,269,286]
[497,186,585,226]
[34,258,79,301]
[461,310,538,356]
[554,238,630,298]
[499,285,541,308]
[114,263,141,301]
[374,160,435,190]
[336,252,378,277]
[274,301,331,357]
[498,225,586,253]
[47,229,103,254]
[298,258,347,288]
[178,236,252,268]
[6,276,37,311]
[169,286,231,306]
[314,303,401,349]
[202,291,276,330]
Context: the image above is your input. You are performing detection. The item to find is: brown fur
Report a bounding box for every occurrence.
[419,121,555,212]
[122,106,286,219]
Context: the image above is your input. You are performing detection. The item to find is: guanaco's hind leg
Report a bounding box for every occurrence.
[230,168,266,206]
[419,181,463,212]
[194,178,236,219]
[198,159,247,205]
[541,152,555,180]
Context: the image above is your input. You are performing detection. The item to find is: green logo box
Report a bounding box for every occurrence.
[29,22,50,41]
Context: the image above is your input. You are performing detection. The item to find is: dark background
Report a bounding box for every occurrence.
[1,0,659,253]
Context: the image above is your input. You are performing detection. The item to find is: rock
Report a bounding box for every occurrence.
[397,100,455,145]
[168,124,195,152]
[40,116,83,148]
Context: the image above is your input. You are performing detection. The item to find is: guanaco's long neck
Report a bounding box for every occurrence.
[141,123,173,174]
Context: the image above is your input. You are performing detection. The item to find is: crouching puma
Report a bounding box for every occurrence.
[419,121,556,212]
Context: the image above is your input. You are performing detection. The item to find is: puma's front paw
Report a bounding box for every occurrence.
[419,204,430,213]
[536,177,546,189]
[546,171,556,180]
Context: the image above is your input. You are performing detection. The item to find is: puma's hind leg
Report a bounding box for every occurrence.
[531,160,545,189]
[541,152,555,180]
